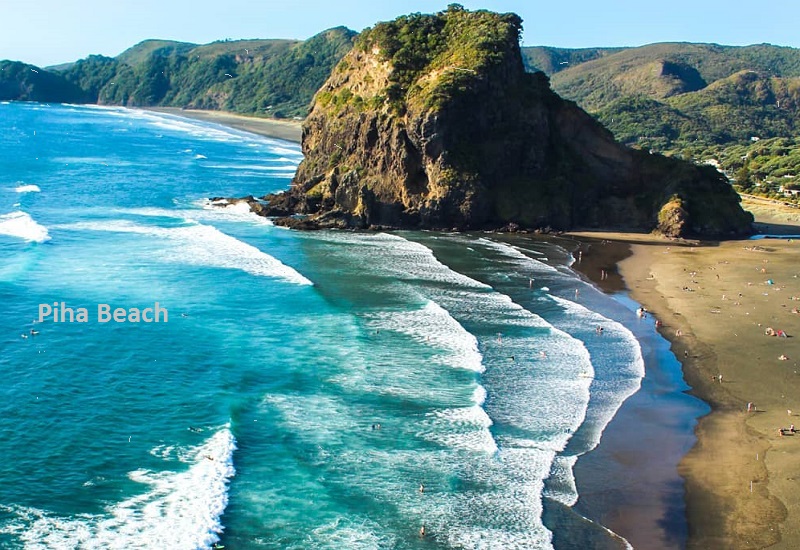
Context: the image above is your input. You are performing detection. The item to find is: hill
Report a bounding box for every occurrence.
[535,42,800,198]
[115,39,198,66]
[521,46,626,75]
[537,42,800,150]
[255,6,752,238]
[0,60,87,103]
[1,27,356,119]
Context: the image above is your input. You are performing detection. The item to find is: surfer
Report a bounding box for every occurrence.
[419,483,425,493]
[419,525,426,538]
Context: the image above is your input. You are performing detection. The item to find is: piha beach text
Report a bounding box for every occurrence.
[38,302,168,323]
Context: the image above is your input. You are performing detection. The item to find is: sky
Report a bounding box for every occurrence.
[2,0,796,67]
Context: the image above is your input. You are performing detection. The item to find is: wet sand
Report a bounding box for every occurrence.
[559,236,707,549]
[569,208,800,548]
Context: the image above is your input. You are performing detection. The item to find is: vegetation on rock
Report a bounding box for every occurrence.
[276,6,752,237]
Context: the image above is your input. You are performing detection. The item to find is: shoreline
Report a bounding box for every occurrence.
[561,236,706,549]
[568,220,800,548]
[142,107,302,143]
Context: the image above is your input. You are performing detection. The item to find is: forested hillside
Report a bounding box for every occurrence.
[1,27,355,119]
[524,42,800,199]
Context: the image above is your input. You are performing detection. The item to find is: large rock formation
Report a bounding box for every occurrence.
[262,6,753,238]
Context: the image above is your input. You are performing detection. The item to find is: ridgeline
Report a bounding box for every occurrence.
[0,28,355,119]
[260,6,752,237]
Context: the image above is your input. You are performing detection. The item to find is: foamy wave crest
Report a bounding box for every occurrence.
[0,211,50,242]
[0,427,236,549]
[364,299,497,453]
[420,405,498,454]
[541,295,644,506]
[549,295,644,449]
[62,219,312,285]
[14,184,41,193]
[365,300,484,373]
[475,237,559,273]
[117,203,275,226]
[442,447,556,549]
[310,517,397,549]
[312,232,491,289]
[202,163,299,172]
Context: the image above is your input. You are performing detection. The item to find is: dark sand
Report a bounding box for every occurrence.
[568,210,800,549]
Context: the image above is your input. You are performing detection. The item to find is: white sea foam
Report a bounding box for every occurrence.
[0,427,236,549]
[0,211,50,242]
[475,237,560,273]
[310,517,397,549]
[14,184,40,193]
[312,232,491,289]
[305,232,601,546]
[548,295,644,452]
[365,300,484,373]
[61,219,311,285]
[421,404,498,454]
[202,163,299,172]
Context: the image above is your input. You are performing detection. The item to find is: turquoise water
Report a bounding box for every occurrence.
[0,102,650,549]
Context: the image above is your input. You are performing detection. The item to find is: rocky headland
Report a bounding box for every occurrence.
[232,6,753,238]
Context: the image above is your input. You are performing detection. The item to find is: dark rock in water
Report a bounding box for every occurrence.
[206,195,268,215]
[254,7,754,238]
[272,216,322,230]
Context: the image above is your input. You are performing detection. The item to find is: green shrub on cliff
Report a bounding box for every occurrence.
[357,5,522,113]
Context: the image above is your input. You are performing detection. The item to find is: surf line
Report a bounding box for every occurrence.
[38,302,169,323]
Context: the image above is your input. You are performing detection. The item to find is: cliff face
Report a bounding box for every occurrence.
[274,7,753,237]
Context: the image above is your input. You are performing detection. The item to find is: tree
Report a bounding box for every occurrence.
[735,164,751,188]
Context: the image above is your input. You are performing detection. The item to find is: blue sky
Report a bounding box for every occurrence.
[3,0,795,67]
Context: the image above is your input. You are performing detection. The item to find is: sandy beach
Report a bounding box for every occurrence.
[571,202,800,549]
[144,107,302,143]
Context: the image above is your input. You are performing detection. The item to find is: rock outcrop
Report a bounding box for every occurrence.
[257,6,753,238]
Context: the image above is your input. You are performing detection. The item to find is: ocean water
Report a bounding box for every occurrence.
[0,102,653,549]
